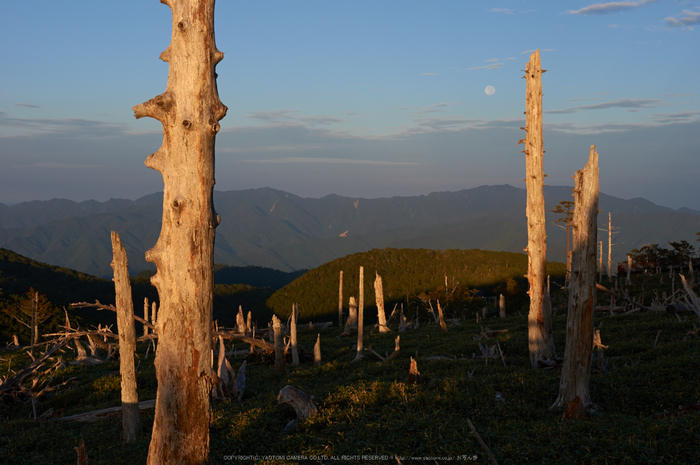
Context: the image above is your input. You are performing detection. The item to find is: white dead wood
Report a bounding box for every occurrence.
[143,298,150,336]
[355,266,364,361]
[133,0,227,455]
[291,304,299,365]
[236,306,246,335]
[62,399,157,423]
[273,315,286,374]
[520,49,556,368]
[338,270,344,327]
[499,294,506,318]
[680,275,700,320]
[375,271,390,333]
[593,329,608,370]
[467,419,499,465]
[314,334,321,367]
[111,231,141,443]
[408,357,421,385]
[277,385,318,431]
[553,145,600,413]
[437,300,448,334]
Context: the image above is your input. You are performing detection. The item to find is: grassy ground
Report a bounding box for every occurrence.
[1,305,699,464]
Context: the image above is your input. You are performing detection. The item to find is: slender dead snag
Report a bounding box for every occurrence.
[354,267,364,361]
[519,49,555,367]
[437,300,448,334]
[273,315,286,374]
[553,145,599,413]
[314,334,321,367]
[132,0,226,461]
[338,270,344,327]
[375,271,390,333]
[291,304,299,365]
[499,294,506,318]
[110,231,141,443]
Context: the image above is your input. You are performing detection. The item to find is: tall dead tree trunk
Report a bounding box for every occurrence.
[111,231,141,443]
[354,267,365,361]
[132,0,226,462]
[607,213,613,280]
[520,49,555,367]
[338,270,344,327]
[375,271,389,333]
[553,145,599,413]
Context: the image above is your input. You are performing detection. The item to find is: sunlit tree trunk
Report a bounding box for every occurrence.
[553,146,599,414]
[133,0,226,462]
[111,231,141,443]
[520,49,555,367]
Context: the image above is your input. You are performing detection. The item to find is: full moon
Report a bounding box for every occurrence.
[485,85,495,96]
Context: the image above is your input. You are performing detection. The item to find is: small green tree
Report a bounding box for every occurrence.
[551,200,574,282]
[2,288,57,350]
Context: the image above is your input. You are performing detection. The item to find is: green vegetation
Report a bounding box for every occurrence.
[0,249,295,345]
[1,294,698,464]
[268,248,566,321]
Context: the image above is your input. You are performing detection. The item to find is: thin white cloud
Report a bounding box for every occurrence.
[665,9,700,29]
[420,73,438,76]
[485,58,499,63]
[240,157,423,166]
[412,103,452,116]
[13,103,40,108]
[246,110,344,126]
[488,8,515,14]
[568,0,657,15]
[11,162,104,169]
[468,62,503,71]
[546,98,663,114]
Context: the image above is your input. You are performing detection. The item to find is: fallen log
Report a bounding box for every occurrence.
[60,399,157,423]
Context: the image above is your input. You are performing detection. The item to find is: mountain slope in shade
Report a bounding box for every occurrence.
[1,185,698,277]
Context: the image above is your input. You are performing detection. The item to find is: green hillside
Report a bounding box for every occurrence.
[267,248,566,321]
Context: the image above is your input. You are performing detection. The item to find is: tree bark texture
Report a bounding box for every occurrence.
[553,145,599,411]
[291,304,299,365]
[338,270,344,327]
[374,272,389,333]
[110,231,141,443]
[355,267,364,360]
[132,0,226,462]
[273,315,286,375]
[521,49,555,367]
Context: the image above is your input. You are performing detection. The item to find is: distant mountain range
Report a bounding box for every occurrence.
[1,185,698,277]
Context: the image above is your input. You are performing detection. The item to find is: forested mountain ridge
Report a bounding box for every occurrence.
[1,185,698,277]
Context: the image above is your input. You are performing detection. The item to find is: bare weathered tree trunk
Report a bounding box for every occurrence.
[143,298,150,336]
[499,294,506,318]
[30,291,37,356]
[111,231,141,443]
[599,240,603,282]
[133,0,226,461]
[607,213,613,280]
[314,334,321,367]
[354,267,365,361]
[338,270,343,327]
[375,271,389,333]
[290,304,299,365]
[273,315,286,375]
[520,49,555,367]
[627,255,632,286]
[553,145,599,412]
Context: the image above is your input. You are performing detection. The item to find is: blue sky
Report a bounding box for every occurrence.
[1,0,698,209]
